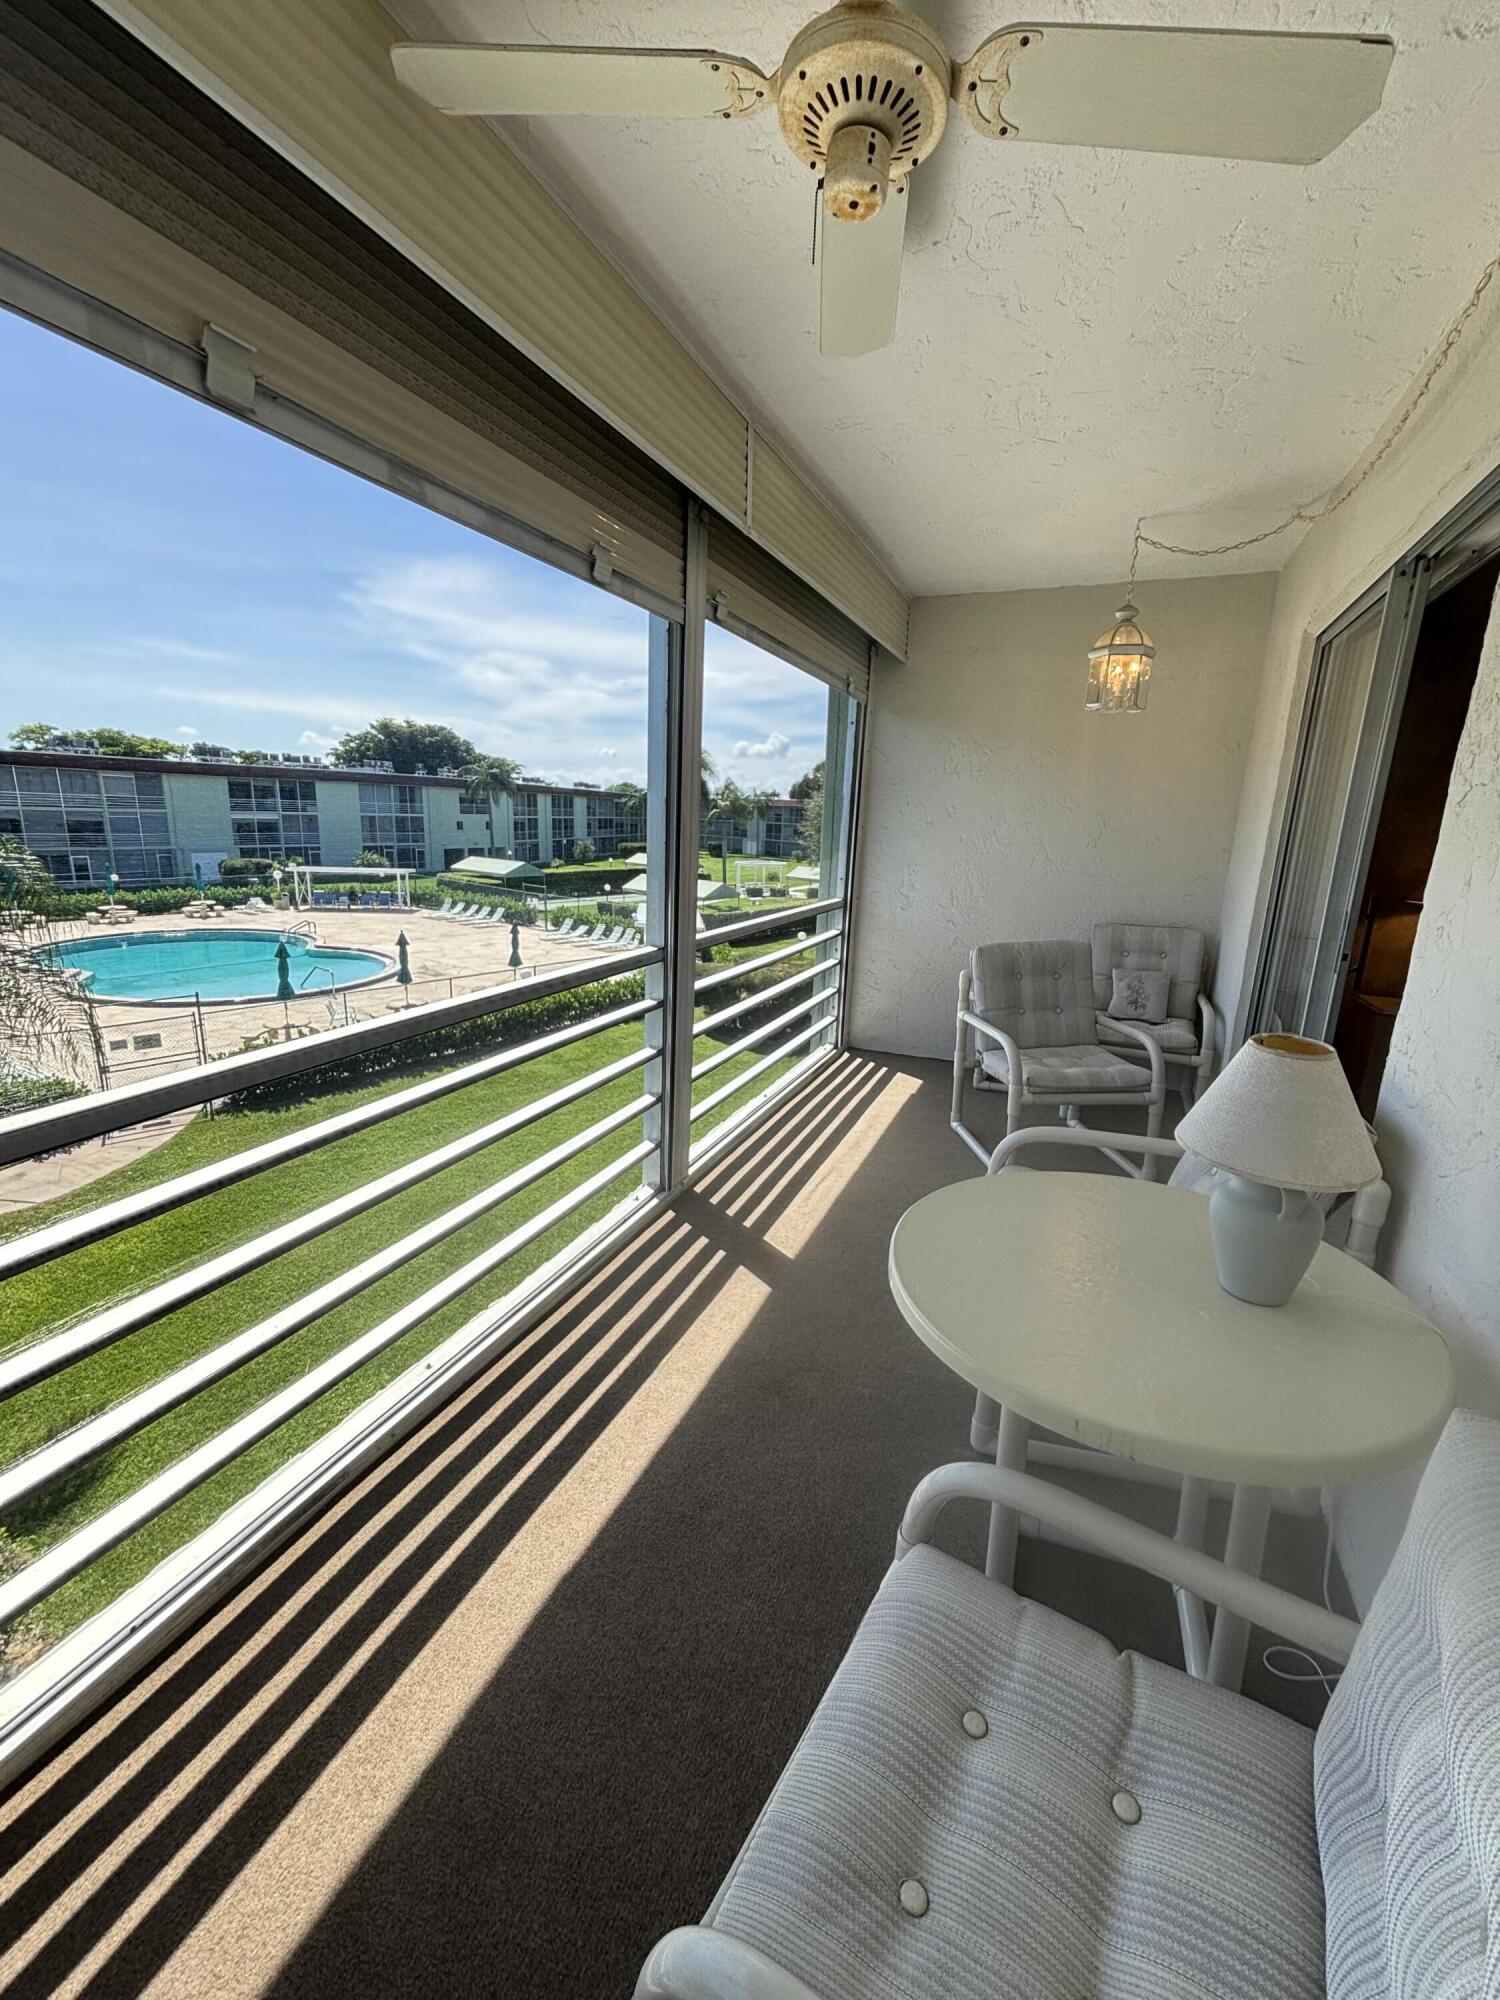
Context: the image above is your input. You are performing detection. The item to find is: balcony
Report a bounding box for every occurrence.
[0,4,1496,1995]
[0,1034,1350,1995]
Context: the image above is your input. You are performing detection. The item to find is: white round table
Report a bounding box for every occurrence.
[889,1171,1453,1685]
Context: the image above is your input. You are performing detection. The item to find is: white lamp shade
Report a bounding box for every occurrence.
[1176,1034,1380,1193]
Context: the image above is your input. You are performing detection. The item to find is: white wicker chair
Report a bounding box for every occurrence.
[951,939,1167,1173]
[1091,920,1218,1106]
[636,1409,1490,2000]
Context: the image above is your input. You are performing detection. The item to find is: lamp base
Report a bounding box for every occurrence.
[1207,1176,1322,1307]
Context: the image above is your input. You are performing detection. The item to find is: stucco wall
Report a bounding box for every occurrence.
[1212,284,1500,1610]
[848,572,1275,1059]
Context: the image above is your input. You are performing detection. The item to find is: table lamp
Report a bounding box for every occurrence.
[1175,1033,1380,1307]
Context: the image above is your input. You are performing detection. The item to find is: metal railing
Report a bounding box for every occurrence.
[0,894,847,1782]
[0,949,662,1679]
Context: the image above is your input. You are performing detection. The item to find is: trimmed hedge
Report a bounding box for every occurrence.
[219,971,650,1110]
[0,1073,86,1116]
[535,863,642,897]
[33,884,266,921]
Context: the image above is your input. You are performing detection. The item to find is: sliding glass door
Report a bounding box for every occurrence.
[1248,561,1428,1040]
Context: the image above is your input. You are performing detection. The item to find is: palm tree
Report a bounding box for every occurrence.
[459,755,522,857]
[705,777,750,883]
[0,839,105,1108]
[613,781,647,853]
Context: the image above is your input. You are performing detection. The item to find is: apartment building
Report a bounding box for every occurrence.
[0,747,646,884]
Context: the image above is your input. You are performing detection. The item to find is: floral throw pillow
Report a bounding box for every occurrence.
[1108,966,1171,1024]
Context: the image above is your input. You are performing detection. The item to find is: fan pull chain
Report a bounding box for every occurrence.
[1128,238,1500,578]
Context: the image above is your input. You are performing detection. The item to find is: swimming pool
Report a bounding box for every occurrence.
[45,929,395,1004]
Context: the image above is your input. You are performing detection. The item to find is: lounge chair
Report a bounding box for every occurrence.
[377,890,393,908]
[638,1411,1499,2000]
[433,898,455,919]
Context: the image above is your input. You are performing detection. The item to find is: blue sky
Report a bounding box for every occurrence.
[0,307,827,793]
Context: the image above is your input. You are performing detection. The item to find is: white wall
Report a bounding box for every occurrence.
[1214,283,1500,1610]
[849,572,1275,1059]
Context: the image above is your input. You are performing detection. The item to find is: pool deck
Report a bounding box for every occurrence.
[0,909,633,1216]
[77,905,627,1060]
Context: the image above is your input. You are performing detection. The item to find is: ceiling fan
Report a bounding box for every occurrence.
[391,4,1394,359]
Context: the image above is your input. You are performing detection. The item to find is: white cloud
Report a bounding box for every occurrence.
[175,723,198,739]
[341,554,651,778]
[299,728,340,752]
[153,682,376,728]
[733,730,792,760]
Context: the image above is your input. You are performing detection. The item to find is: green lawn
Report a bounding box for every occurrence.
[0,985,816,1655]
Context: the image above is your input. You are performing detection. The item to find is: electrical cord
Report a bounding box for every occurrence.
[1261,1494,1343,1702]
[1125,239,1500,589]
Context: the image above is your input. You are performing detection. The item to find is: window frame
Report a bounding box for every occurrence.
[0,258,870,1788]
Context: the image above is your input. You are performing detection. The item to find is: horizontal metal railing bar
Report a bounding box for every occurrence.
[692,958,840,1040]
[694,926,843,996]
[0,946,661,1166]
[0,1053,656,1401]
[688,1018,834,1125]
[0,996,657,1281]
[0,1043,848,1790]
[690,990,840,1084]
[697,897,841,947]
[0,1135,657,1628]
[0,1088,656,1513]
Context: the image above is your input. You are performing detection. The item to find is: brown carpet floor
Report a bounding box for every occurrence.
[0,1052,1334,1998]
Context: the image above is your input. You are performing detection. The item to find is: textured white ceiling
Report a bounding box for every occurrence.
[389,1,1500,597]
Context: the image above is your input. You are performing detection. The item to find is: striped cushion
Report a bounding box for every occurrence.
[1315,1410,1500,2000]
[1096,1013,1201,1056]
[979,1042,1154,1092]
[1091,924,1206,1024]
[709,1543,1323,2000]
[970,940,1098,1050]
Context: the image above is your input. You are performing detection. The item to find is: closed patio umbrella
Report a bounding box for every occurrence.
[508,920,523,977]
[396,930,413,1003]
[274,941,295,1001]
[193,861,204,892]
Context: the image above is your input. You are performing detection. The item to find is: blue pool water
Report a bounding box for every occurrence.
[46,929,394,1003]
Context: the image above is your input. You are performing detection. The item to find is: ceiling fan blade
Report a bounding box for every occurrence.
[391,43,774,120]
[955,25,1394,164]
[820,183,908,360]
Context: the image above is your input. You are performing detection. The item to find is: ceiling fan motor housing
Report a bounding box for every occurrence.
[778,3,950,219]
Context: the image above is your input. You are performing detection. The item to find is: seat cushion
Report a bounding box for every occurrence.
[1096,1013,1201,1056]
[979,1042,1154,1091]
[708,1544,1322,2000]
[1315,1410,1500,2000]
[970,940,1098,1050]
[1091,923,1206,1023]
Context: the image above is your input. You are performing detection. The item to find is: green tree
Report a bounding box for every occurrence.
[613,781,647,849]
[794,765,824,862]
[8,723,59,749]
[569,838,596,864]
[87,727,183,759]
[332,718,480,774]
[744,788,777,871]
[705,777,750,883]
[0,838,105,1109]
[354,848,391,868]
[459,754,522,856]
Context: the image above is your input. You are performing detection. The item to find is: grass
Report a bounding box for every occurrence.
[0,982,815,1655]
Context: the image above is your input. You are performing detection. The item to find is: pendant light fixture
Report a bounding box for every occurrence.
[1085,600,1155,712]
[1086,529,1155,712]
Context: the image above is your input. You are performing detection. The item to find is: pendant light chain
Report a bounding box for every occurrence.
[1128,238,1500,576]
